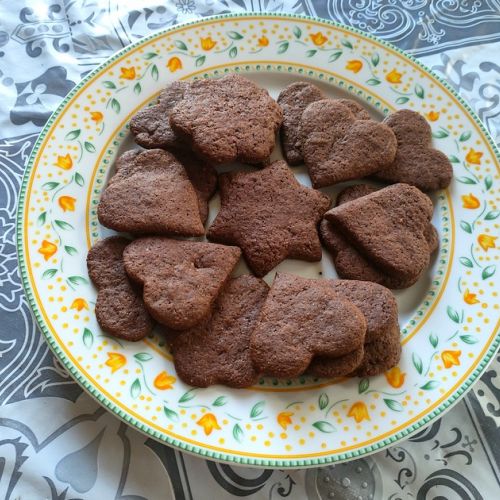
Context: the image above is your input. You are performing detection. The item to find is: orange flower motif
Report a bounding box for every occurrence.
[310,32,328,46]
[385,366,406,388]
[426,111,440,121]
[200,36,216,50]
[257,35,269,47]
[38,240,57,261]
[386,69,402,84]
[347,401,370,423]
[277,411,294,430]
[153,371,176,390]
[54,154,73,170]
[70,298,89,311]
[105,352,126,373]
[120,67,136,80]
[346,60,363,73]
[167,57,182,72]
[90,111,103,123]
[441,350,461,369]
[463,289,479,305]
[465,148,483,165]
[58,195,76,212]
[478,234,497,252]
[461,193,480,209]
[196,413,221,435]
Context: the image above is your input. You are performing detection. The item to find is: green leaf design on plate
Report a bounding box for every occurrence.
[460,335,479,344]
[42,181,60,191]
[306,49,317,57]
[328,50,342,62]
[54,219,74,230]
[485,175,493,191]
[37,211,47,226]
[312,421,336,433]
[412,352,423,374]
[482,265,496,280]
[64,245,78,256]
[84,141,96,153]
[485,210,500,220]
[358,378,369,394]
[111,98,120,114]
[75,172,85,186]
[103,81,116,89]
[420,380,439,390]
[460,221,472,234]
[341,39,353,49]
[250,401,265,418]
[42,268,57,279]
[395,96,409,104]
[233,423,244,442]
[414,84,425,98]
[459,131,471,142]
[83,328,93,348]
[174,40,188,50]
[212,396,227,407]
[133,82,142,94]
[64,129,81,141]
[367,78,381,85]
[277,41,289,54]
[227,31,244,40]
[178,389,196,403]
[432,129,449,139]
[371,52,379,66]
[151,64,159,81]
[134,353,153,362]
[195,55,206,67]
[164,406,179,422]
[130,378,141,399]
[144,52,158,59]
[429,333,438,348]
[384,399,403,411]
[459,257,473,268]
[456,176,477,184]
[68,276,89,286]
[318,393,329,410]
[293,26,302,39]
[448,155,460,163]
[447,306,461,323]
[229,46,238,58]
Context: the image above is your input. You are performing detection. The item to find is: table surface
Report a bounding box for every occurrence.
[1,1,499,499]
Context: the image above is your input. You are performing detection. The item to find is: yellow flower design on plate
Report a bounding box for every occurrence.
[90,111,103,123]
[197,413,221,435]
[167,57,182,72]
[200,36,216,50]
[277,411,293,430]
[345,60,363,73]
[120,67,136,80]
[310,32,327,46]
[426,111,439,121]
[478,234,497,251]
[38,240,57,261]
[58,195,76,212]
[385,367,406,388]
[54,154,73,170]
[463,289,480,305]
[257,35,269,47]
[465,148,483,164]
[154,371,176,390]
[386,69,402,84]
[70,298,89,311]
[105,352,126,373]
[348,401,370,423]
[441,350,461,368]
[461,193,480,209]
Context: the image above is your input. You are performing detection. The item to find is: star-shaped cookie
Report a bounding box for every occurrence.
[207,160,331,277]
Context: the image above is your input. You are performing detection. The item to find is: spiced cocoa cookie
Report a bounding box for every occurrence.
[87,236,153,341]
[169,74,283,165]
[168,275,268,388]
[207,160,331,277]
[123,237,241,330]
[130,81,190,149]
[250,273,366,378]
[300,99,397,187]
[98,149,204,236]
[375,109,453,191]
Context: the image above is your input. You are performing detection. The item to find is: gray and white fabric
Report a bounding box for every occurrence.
[1,1,499,498]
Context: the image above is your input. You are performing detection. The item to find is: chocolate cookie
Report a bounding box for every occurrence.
[123,237,241,330]
[98,149,204,236]
[168,275,268,388]
[306,347,365,378]
[87,236,153,341]
[250,273,366,378]
[169,74,283,165]
[130,81,189,149]
[277,82,325,165]
[207,160,331,277]
[375,109,453,191]
[325,183,433,281]
[300,99,397,187]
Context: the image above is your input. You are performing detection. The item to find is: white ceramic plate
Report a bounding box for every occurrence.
[18,13,500,468]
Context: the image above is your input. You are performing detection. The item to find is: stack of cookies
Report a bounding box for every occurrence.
[88,74,453,388]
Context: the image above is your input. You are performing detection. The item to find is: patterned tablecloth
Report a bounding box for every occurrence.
[1,1,499,499]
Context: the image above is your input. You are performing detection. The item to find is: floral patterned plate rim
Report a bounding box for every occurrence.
[17,13,500,468]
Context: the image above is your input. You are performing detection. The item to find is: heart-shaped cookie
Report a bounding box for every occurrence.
[300,99,397,187]
[123,237,241,330]
[375,109,453,191]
